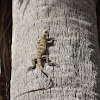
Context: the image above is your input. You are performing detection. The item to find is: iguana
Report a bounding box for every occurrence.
[15,30,56,97]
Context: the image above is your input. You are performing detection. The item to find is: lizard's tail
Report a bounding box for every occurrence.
[15,59,51,98]
[37,58,51,89]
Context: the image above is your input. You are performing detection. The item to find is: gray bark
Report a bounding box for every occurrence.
[11,0,100,100]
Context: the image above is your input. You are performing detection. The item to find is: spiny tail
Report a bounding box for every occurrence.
[15,59,51,98]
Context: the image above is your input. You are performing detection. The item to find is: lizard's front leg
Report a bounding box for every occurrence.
[46,38,55,44]
[27,58,37,71]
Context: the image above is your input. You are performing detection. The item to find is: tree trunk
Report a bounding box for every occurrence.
[11,0,100,100]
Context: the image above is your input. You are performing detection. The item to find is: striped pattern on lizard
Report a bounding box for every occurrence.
[15,30,56,97]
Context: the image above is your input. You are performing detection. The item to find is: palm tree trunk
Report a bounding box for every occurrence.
[11,0,100,100]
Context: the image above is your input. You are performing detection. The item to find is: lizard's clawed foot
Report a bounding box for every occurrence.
[27,66,36,72]
[27,59,37,72]
[48,61,59,67]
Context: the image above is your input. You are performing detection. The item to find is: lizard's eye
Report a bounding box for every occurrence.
[45,30,48,33]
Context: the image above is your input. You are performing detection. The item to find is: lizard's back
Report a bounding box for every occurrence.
[37,38,46,58]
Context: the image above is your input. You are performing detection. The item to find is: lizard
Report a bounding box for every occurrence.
[15,29,56,98]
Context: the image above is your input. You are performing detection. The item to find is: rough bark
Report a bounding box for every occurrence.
[11,0,100,100]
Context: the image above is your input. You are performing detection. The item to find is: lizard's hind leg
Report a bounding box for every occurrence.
[27,58,37,72]
[41,55,58,67]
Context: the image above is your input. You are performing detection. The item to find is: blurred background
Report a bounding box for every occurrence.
[0,0,11,100]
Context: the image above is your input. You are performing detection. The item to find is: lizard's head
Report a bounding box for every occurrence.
[42,29,49,38]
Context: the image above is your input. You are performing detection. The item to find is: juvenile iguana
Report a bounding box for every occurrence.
[16,30,56,97]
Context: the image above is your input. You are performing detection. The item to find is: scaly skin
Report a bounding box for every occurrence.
[36,29,53,89]
[15,30,55,98]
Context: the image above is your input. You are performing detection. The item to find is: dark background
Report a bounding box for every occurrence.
[0,0,12,100]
